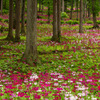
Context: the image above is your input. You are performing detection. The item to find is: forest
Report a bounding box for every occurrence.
[0,0,100,99]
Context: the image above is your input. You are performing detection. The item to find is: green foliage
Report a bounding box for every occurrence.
[37,20,47,24]
[61,12,69,19]
[4,19,9,23]
[3,10,9,14]
[0,18,3,21]
[97,20,100,24]
[87,21,93,24]
[66,20,79,25]
[61,20,65,24]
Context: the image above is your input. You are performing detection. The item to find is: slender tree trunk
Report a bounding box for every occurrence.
[39,0,41,12]
[0,0,3,15]
[6,0,14,40]
[57,0,61,42]
[15,0,21,41]
[48,1,50,23]
[88,7,91,20]
[52,0,58,41]
[92,0,99,28]
[21,0,25,34]
[42,0,44,15]
[4,0,6,9]
[79,0,83,33]
[83,0,86,22]
[70,0,73,19]
[62,0,64,12]
[64,1,67,12]
[76,0,78,20]
[22,0,38,65]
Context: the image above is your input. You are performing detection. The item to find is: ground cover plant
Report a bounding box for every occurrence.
[0,4,100,100]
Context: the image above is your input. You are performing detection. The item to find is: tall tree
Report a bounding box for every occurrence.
[62,0,64,12]
[70,0,74,19]
[92,0,99,28]
[22,0,38,65]
[76,0,79,20]
[79,0,83,33]
[52,0,61,42]
[21,0,25,34]
[6,0,14,40]
[0,0,3,15]
[15,0,21,41]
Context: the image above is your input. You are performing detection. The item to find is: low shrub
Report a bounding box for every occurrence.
[61,12,69,19]
[97,20,100,24]
[87,21,93,24]
[66,20,79,25]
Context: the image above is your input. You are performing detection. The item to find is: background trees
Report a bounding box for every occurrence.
[0,0,100,65]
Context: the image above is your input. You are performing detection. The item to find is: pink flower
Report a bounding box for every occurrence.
[98,85,100,90]
[34,94,41,99]
[18,92,25,97]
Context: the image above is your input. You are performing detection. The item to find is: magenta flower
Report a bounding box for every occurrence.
[34,94,41,99]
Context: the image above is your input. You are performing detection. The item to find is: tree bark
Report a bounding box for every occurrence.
[22,0,38,65]
[62,0,64,12]
[21,0,25,34]
[79,0,83,33]
[92,0,99,28]
[6,0,14,40]
[52,0,58,41]
[57,0,61,41]
[76,0,78,20]
[0,0,3,15]
[52,0,61,42]
[48,1,50,23]
[15,0,21,41]
[70,0,73,19]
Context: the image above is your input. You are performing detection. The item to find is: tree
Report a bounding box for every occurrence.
[70,0,74,19]
[79,0,83,33]
[15,0,21,41]
[92,0,99,28]
[6,0,14,40]
[21,0,25,34]
[76,0,79,20]
[62,0,64,12]
[52,0,61,42]
[22,0,38,65]
[0,0,3,15]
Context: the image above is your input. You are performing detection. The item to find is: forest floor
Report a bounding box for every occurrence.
[0,12,100,100]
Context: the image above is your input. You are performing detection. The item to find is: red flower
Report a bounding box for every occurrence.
[98,85,100,90]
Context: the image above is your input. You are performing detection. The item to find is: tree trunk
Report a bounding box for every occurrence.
[64,1,67,12]
[92,0,99,28]
[52,0,58,41]
[83,0,86,22]
[76,0,78,20]
[22,0,38,65]
[88,7,91,20]
[79,0,83,33]
[62,0,64,12]
[4,0,6,9]
[39,0,41,12]
[21,0,25,34]
[15,0,21,41]
[42,0,44,15]
[0,0,3,15]
[48,1,50,23]
[52,0,61,42]
[57,0,61,41]
[6,0,14,40]
[70,0,73,19]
